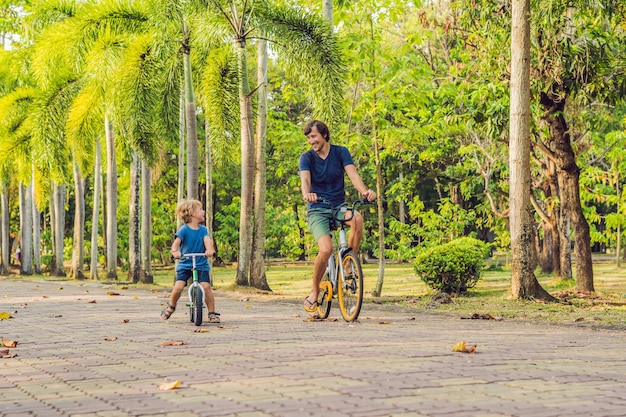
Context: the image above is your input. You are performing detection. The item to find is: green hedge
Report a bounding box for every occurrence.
[414,237,488,294]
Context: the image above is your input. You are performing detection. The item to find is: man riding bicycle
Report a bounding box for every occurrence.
[298,120,376,314]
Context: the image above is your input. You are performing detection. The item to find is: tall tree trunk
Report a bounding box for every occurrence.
[31,165,41,274]
[105,116,118,280]
[543,155,563,277]
[204,123,214,239]
[20,183,33,275]
[509,0,554,301]
[0,184,9,275]
[251,39,271,291]
[616,181,621,268]
[128,151,141,283]
[183,21,199,200]
[52,183,66,277]
[205,121,216,272]
[557,205,573,278]
[178,90,185,229]
[398,170,406,224]
[295,202,305,261]
[90,137,102,280]
[538,219,556,274]
[365,16,386,298]
[140,160,153,284]
[70,161,86,280]
[322,0,333,24]
[373,123,386,297]
[235,40,254,287]
[541,97,594,292]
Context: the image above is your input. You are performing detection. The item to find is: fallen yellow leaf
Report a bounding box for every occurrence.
[0,312,12,320]
[107,292,120,296]
[159,340,185,346]
[2,337,17,348]
[158,380,181,390]
[452,341,477,354]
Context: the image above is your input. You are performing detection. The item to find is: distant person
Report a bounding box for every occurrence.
[161,199,220,323]
[298,120,376,315]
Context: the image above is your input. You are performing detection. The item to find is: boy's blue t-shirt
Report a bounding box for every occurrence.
[175,224,210,272]
[299,144,354,209]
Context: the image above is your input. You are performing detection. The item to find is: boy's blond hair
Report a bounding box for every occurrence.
[176,199,202,224]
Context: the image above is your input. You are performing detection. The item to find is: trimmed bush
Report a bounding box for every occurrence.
[414,237,488,294]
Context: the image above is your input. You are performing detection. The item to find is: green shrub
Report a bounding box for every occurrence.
[414,237,488,294]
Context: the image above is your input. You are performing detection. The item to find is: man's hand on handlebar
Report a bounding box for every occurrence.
[303,192,318,203]
[362,189,376,202]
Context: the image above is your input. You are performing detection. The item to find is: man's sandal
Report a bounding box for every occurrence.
[303,297,319,313]
[208,312,221,323]
[161,302,175,320]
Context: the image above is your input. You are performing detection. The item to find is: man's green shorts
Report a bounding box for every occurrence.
[307,206,348,242]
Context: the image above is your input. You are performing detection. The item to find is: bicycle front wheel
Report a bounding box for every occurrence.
[337,252,363,322]
[191,285,203,326]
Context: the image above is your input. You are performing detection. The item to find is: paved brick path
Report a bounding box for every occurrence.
[1,278,626,417]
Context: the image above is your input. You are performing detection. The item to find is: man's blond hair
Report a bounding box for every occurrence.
[176,199,202,224]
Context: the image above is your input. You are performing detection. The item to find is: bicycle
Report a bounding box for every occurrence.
[180,253,208,326]
[315,199,373,322]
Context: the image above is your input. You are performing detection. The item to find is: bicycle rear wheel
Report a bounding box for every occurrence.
[317,271,332,319]
[190,285,203,326]
[337,252,363,322]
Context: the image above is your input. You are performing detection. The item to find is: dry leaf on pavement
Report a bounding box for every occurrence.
[159,340,185,346]
[158,380,181,390]
[104,336,118,341]
[2,337,17,348]
[0,312,12,320]
[1,349,17,358]
[452,341,477,354]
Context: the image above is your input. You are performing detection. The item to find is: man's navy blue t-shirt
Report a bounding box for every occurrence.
[299,144,354,209]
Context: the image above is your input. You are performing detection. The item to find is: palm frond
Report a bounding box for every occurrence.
[110,33,168,164]
[199,44,240,166]
[0,87,37,173]
[31,77,80,180]
[257,4,347,125]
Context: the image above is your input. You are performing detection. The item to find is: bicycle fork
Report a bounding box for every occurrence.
[187,283,206,306]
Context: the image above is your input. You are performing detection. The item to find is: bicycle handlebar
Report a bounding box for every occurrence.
[179,253,209,259]
[316,199,375,223]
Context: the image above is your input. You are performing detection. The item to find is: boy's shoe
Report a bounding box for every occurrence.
[208,312,221,323]
[161,302,176,320]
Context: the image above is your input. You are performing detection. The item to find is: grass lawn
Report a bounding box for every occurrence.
[146,256,626,329]
[5,256,626,329]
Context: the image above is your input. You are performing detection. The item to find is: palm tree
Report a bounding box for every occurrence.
[70,160,86,279]
[90,136,102,280]
[192,0,346,286]
[250,38,270,290]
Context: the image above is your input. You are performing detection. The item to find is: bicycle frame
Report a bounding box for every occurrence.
[318,200,371,310]
[325,207,351,296]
